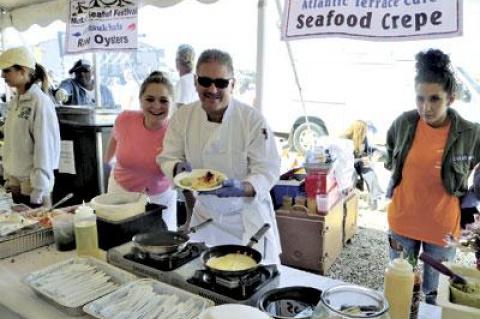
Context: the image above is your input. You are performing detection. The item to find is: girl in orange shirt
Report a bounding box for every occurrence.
[385,49,480,304]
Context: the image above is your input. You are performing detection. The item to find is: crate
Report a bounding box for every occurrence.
[96,203,166,250]
[343,191,359,245]
[276,199,343,275]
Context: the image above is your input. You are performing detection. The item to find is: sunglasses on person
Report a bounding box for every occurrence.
[2,67,13,73]
[196,76,232,89]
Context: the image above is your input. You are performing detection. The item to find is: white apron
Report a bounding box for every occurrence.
[188,104,281,265]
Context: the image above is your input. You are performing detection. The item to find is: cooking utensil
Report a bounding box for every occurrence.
[419,252,468,286]
[177,189,196,234]
[132,218,213,255]
[45,193,74,213]
[202,223,270,276]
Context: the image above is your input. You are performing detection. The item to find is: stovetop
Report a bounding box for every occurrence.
[107,241,281,305]
[188,265,279,301]
[124,242,207,271]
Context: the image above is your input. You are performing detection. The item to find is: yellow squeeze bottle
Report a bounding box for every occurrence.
[74,203,99,258]
[384,253,414,319]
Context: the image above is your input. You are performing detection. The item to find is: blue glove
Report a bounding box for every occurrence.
[202,179,246,198]
[174,161,192,176]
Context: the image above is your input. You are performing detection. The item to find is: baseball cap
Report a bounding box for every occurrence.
[0,47,36,70]
[69,59,92,74]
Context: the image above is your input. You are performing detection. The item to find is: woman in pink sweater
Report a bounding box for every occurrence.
[104,71,176,229]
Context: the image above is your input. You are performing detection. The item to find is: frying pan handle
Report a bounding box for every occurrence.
[247,223,270,248]
[189,218,213,234]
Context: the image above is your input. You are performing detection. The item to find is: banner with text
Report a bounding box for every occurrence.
[282,0,463,41]
[66,0,138,53]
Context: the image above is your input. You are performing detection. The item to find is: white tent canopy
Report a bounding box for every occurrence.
[0,0,268,110]
[0,0,219,31]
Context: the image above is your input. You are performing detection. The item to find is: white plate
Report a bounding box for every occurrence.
[199,304,272,319]
[174,169,227,192]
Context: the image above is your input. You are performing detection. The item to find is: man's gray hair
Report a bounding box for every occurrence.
[176,44,195,71]
[196,49,234,77]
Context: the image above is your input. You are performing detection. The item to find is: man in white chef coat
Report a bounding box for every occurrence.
[158,49,282,264]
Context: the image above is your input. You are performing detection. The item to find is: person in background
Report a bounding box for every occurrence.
[55,59,116,108]
[104,71,177,229]
[0,47,60,207]
[174,44,197,110]
[385,49,480,304]
[341,120,385,210]
[158,49,282,264]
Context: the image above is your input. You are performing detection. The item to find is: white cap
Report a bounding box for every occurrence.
[0,47,36,70]
[75,203,95,219]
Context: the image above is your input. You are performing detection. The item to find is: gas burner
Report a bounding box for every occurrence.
[188,264,279,301]
[125,242,207,271]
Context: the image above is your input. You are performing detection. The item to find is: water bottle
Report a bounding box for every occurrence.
[74,203,99,258]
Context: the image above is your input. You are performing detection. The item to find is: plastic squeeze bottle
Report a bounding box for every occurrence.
[384,254,415,319]
[74,203,99,258]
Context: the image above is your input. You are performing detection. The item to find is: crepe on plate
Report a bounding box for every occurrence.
[180,171,224,190]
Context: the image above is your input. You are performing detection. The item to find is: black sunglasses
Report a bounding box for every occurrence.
[197,76,232,89]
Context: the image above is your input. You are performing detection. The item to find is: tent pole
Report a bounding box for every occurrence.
[93,52,101,109]
[255,0,267,112]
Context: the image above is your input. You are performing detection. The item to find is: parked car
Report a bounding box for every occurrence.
[264,60,480,153]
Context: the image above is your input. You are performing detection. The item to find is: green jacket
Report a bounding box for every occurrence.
[385,108,480,198]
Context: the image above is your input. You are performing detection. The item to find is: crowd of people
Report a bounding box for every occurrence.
[0,45,479,304]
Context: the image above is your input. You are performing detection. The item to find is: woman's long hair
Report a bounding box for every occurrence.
[341,120,368,157]
[12,63,50,93]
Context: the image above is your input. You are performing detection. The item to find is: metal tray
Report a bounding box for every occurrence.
[0,224,53,259]
[23,257,136,316]
[84,278,214,319]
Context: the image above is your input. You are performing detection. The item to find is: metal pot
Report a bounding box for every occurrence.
[202,223,270,276]
[132,218,212,255]
[312,285,390,319]
[258,286,322,319]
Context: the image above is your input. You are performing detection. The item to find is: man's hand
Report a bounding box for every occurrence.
[174,161,192,177]
[55,89,69,104]
[201,179,255,198]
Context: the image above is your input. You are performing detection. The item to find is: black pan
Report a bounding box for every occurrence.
[132,218,212,255]
[202,223,270,276]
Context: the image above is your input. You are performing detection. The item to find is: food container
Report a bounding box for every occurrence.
[84,278,214,318]
[311,285,390,319]
[96,203,166,250]
[0,225,53,259]
[24,257,136,316]
[52,213,75,251]
[90,191,148,221]
[437,263,480,319]
[258,286,322,318]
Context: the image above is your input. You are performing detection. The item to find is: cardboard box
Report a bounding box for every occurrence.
[305,168,336,196]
